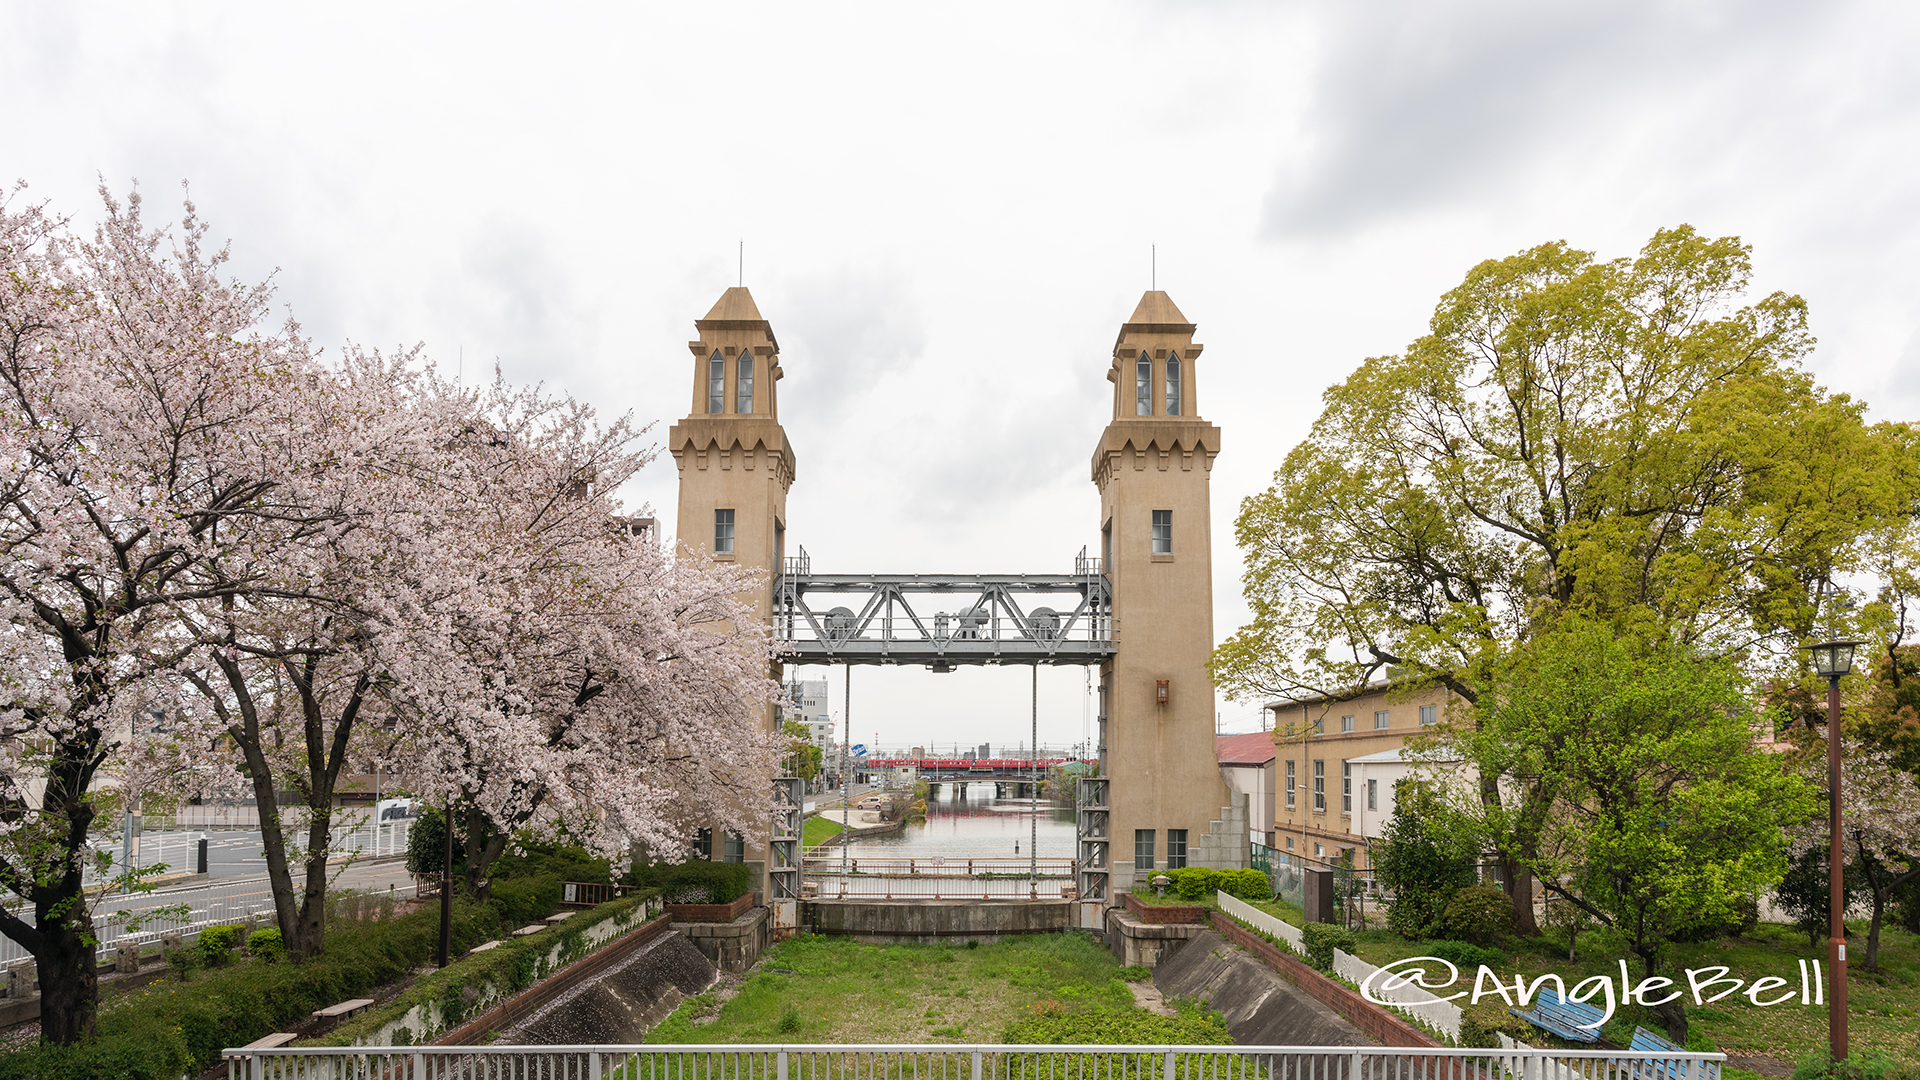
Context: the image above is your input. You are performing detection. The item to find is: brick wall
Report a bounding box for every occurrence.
[1208,911,1444,1048]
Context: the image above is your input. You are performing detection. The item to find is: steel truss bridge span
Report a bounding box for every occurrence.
[773,548,1114,667]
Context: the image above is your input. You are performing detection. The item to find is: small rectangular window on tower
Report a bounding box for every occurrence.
[1134,829,1156,871]
[736,354,754,413]
[707,351,725,414]
[1166,354,1182,416]
[714,508,735,555]
[1166,829,1188,869]
[1136,352,1152,416]
[1151,510,1172,555]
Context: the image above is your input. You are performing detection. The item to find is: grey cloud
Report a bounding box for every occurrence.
[1264,0,1831,237]
[774,265,930,427]
[432,220,599,386]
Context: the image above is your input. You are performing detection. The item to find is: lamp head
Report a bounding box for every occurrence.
[1805,639,1863,681]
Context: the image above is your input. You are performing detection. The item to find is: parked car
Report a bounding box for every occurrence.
[856,796,884,810]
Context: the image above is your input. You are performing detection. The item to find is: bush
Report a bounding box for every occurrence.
[164,946,198,980]
[247,927,285,963]
[197,924,241,967]
[1220,868,1273,900]
[1003,1004,1232,1044]
[1419,938,1504,971]
[1791,1050,1896,1080]
[1158,867,1270,902]
[0,1010,192,1080]
[1459,1004,1536,1048]
[1374,780,1478,938]
[1442,886,1513,945]
[1301,922,1357,970]
[657,861,753,905]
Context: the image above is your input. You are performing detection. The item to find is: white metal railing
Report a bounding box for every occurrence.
[803,858,1076,900]
[0,874,283,967]
[223,1043,1727,1080]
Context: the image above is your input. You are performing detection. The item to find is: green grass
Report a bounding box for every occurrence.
[802,816,845,848]
[1333,919,1920,1067]
[648,934,1149,1044]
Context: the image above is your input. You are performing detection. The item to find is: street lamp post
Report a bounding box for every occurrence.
[1806,638,1860,1064]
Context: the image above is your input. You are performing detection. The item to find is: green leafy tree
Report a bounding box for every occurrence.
[1440,620,1815,1044]
[782,720,823,783]
[1372,779,1477,938]
[1212,225,1918,928]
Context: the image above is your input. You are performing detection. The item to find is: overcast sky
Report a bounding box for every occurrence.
[10,1,1919,750]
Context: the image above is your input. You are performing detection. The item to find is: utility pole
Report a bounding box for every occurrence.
[437,798,452,968]
[841,666,851,886]
[1030,665,1038,895]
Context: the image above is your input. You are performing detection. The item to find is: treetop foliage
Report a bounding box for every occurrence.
[1212,225,1920,706]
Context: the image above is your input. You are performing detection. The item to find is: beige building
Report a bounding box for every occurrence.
[1092,291,1248,896]
[668,287,795,895]
[1265,682,1462,869]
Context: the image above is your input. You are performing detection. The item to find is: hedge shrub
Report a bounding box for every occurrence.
[1300,922,1356,970]
[246,927,285,963]
[320,887,659,1046]
[647,861,752,905]
[1441,886,1512,945]
[1002,1004,1233,1044]
[1417,938,1503,971]
[197,923,242,967]
[1162,867,1271,902]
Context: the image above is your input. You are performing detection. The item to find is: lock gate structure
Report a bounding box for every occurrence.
[668,286,1250,932]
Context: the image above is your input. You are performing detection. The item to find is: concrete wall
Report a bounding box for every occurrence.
[802,899,1071,943]
[674,906,770,973]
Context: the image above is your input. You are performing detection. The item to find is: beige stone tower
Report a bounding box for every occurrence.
[668,287,795,889]
[1091,292,1244,895]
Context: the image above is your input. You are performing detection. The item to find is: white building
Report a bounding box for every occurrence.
[1343,746,1471,846]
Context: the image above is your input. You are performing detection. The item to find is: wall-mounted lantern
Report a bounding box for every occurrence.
[1155,680,1170,706]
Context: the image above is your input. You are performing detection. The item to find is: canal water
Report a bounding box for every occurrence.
[838,782,1076,858]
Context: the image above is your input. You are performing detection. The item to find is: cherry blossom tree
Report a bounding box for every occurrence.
[377,376,781,898]
[0,185,320,1043]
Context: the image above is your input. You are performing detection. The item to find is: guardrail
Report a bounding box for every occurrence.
[223,1042,1727,1080]
[0,874,284,968]
[802,858,1077,900]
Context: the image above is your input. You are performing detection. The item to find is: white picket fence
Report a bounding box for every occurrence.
[1331,948,1464,1041]
[1217,890,1462,1043]
[1216,890,1305,952]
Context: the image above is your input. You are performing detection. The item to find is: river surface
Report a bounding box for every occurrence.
[838,783,1076,858]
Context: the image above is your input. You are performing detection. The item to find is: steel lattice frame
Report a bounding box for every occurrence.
[772,549,1114,666]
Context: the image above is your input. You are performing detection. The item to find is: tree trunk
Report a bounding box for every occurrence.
[30,884,98,1045]
[461,818,508,905]
[1506,858,1540,936]
[1643,950,1687,1044]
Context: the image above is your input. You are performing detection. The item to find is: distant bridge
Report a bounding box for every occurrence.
[861,756,1087,783]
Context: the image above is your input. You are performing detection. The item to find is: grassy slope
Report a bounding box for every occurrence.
[803,816,845,848]
[648,934,1137,1044]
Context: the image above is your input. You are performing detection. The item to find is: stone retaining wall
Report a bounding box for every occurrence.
[802,899,1070,942]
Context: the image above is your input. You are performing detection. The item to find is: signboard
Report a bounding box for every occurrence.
[852,744,868,757]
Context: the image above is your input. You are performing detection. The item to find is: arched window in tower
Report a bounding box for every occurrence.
[736,351,755,414]
[1135,352,1152,416]
[1165,354,1182,416]
[707,351,725,414]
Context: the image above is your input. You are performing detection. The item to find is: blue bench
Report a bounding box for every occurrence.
[1508,989,1604,1043]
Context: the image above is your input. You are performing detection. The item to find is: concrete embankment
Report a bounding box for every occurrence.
[495,929,717,1045]
[1151,930,1373,1046]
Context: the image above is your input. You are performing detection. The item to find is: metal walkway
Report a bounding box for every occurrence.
[772,548,1115,667]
